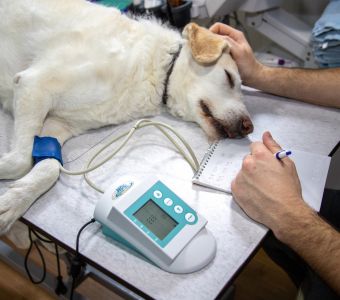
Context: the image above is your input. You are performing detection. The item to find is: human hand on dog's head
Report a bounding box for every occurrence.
[209,23,264,86]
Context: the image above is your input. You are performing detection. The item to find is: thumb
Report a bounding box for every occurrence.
[263,131,282,154]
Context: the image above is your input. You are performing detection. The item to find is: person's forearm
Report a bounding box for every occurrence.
[246,66,340,109]
[275,204,340,295]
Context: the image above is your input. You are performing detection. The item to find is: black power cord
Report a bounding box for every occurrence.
[54,243,68,295]
[69,218,96,300]
[24,228,67,295]
[24,228,47,284]
[24,219,96,299]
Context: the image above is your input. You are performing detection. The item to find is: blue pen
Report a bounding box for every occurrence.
[275,150,292,160]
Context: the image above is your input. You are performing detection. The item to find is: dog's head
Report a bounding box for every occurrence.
[167,23,253,140]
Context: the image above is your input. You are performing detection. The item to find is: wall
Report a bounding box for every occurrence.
[283,0,329,25]
[239,0,329,64]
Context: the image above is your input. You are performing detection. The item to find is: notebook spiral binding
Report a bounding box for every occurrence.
[193,141,219,179]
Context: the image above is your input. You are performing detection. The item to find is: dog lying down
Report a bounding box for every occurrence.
[0,0,253,235]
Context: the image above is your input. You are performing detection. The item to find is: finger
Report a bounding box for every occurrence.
[209,23,245,42]
[242,152,250,161]
[224,35,237,48]
[230,177,236,193]
[209,23,232,35]
[209,23,221,33]
[262,131,282,154]
[249,141,268,155]
[230,172,241,194]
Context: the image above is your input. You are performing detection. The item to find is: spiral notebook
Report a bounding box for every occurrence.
[192,138,331,211]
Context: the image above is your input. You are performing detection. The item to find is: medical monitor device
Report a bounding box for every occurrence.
[94,176,216,273]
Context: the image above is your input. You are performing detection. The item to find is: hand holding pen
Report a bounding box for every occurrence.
[231,131,304,235]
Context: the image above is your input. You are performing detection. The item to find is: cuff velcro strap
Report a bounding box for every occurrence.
[32,136,63,165]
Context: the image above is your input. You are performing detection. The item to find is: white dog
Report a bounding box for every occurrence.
[0,0,253,234]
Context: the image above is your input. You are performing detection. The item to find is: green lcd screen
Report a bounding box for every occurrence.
[133,200,178,240]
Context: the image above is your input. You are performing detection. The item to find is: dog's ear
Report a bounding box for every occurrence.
[183,23,231,64]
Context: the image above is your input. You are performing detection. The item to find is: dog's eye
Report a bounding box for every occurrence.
[225,70,235,88]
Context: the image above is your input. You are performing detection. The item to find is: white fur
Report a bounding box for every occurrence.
[0,0,252,234]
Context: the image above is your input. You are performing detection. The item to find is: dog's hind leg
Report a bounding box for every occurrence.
[0,118,73,234]
[0,71,53,180]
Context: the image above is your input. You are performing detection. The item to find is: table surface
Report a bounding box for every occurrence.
[1,88,339,300]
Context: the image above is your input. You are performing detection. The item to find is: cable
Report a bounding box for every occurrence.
[70,218,96,300]
[75,218,96,253]
[24,228,47,284]
[24,228,68,295]
[59,119,200,193]
[63,127,121,165]
[60,119,199,175]
[31,229,67,295]
[84,120,199,193]
[55,243,67,295]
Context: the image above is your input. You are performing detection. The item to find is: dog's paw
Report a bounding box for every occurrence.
[0,192,27,235]
[0,197,18,235]
[0,151,32,180]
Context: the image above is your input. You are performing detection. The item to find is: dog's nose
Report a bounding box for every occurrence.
[224,117,253,138]
[211,115,254,138]
[238,116,254,136]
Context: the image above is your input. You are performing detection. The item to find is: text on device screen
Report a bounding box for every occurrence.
[133,200,178,240]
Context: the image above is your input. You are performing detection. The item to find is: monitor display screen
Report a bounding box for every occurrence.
[133,200,178,240]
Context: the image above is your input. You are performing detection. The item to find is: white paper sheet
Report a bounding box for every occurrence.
[193,138,331,211]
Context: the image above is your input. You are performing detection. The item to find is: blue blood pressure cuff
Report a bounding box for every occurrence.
[32,136,63,165]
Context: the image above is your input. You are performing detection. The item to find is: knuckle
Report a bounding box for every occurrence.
[242,155,254,171]
[253,150,266,160]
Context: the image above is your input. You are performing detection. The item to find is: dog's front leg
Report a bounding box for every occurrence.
[0,72,52,180]
[0,159,61,234]
[0,117,73,234]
